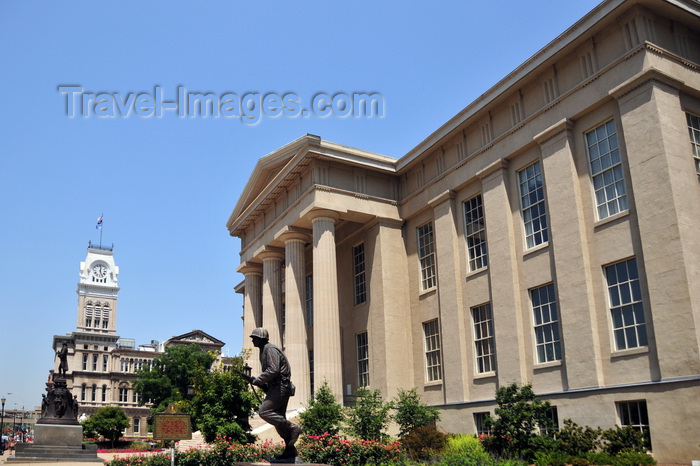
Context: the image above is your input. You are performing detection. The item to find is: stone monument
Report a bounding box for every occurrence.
[9,343,101,463]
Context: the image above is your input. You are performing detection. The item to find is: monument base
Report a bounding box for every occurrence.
[34,423,84,446]
[8,424,101,463]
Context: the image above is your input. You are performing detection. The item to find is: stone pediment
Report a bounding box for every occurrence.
[166,329,225,350]
[227,134,318,229]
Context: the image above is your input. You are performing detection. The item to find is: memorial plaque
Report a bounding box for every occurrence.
[153,404,192,441]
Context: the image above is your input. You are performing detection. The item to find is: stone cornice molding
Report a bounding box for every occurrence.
[609,67,684,101]
[534,118,574,148]
[476,158,509,182]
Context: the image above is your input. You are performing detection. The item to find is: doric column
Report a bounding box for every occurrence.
[308,209,343,402]
[279,230,311,409]
[259,249,285,348]
[237,262,263,375]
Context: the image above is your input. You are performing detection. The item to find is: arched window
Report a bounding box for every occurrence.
[81,384,87,401]
[102,384,107,402]
[91,384,97,401]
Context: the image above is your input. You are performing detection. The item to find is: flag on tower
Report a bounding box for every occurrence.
[96,216,103,230]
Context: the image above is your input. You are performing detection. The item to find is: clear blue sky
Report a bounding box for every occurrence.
[0,0,601,410]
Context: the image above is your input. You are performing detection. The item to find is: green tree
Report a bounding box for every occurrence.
[392,387,440,437]
[483,382,555,460]
[299,380,344,436]
[132,344,216,414]
[82,406,130,447]
[344,387,392,441]
[189,356,257,444]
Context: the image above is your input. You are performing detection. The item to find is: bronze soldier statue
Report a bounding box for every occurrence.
[243,328,302,461]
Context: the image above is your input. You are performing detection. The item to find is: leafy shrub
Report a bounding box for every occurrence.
[344,387,392,441]
[482,383,555,460]
[400,424,448,462]
[392,387,440,438]
[297,433,405,465]
[601,425,647,455]
[571,457,591,466]
[557,419,603,455]
[533,450,571,466]
[439,434,493,466]
[299,380,344,436]
[585,451,656,466]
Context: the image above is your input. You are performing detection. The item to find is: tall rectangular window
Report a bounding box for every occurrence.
[417,222,436,290]
[463,194,488,271]
[92,354,98,371]
[618,401,651,450]
[531,284,562,363]
[81,384,86,401]
[474,412,491,435]
[540,406,559,435]
[91,384,97,402]
[82,353,88,370]
[103,355,109,372]
[605,258,647,350]
[687,112,700,174]
[102,385,107,402]
[119,388,128,403]
[356,332,369,387]
[305,275,313,326]
[472,303,496,373]
[586,119,628,219]
[518,161,549,248]
[353,243,367,305]
[423,320,442,382]
[133,418,141,435]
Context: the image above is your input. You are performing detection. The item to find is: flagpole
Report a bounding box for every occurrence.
[99,213,103,248]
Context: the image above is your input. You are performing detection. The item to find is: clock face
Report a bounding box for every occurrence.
[91,264,108,279]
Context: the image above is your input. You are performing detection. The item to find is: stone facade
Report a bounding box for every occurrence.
[228,0,700,462]
[51,245,226,438]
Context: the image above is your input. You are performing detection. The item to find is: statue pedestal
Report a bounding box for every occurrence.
[9,425,101,463]
[34,423,84,446]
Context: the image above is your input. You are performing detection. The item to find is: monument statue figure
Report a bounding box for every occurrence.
[56,342,69,378]
[244,327,302,462]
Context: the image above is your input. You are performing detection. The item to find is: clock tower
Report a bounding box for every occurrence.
[76,243,120,334]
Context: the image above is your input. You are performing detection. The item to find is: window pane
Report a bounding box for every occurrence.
[606,259,647,350]
[587,120,628,220]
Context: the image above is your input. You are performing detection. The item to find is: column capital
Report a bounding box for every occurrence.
[237,262,263,275]
[276,227,311,244]
[428,190,456,209]
[609,67,683,102]
[477,158,509,182]
[257,247,285,262]
[534,118,574,148]
[307,208,340,223]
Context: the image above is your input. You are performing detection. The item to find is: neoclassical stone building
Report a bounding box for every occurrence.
[228,0,700,461]
[51,244,226,437]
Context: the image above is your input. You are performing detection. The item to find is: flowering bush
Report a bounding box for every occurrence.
[297,432,405,465]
